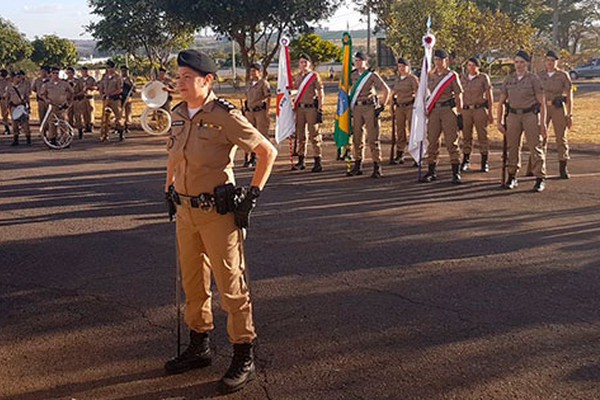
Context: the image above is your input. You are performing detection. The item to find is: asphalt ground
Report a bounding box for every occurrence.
[1,131,599,400]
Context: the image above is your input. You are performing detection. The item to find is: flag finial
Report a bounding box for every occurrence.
[426,16,431,31]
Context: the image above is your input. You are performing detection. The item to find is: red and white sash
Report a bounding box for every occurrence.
[426,72,456,113]
[293,71,317,109]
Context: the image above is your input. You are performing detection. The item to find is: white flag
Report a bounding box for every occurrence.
[408,31,436,163]
[275,37,295,144]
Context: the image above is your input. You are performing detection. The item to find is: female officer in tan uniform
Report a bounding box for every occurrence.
[496,50,547,192]
[243,62,271,168]
[390,57,418,165]
[163,50,277,394]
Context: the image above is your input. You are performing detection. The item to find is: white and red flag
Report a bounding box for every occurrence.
[275,37,295,144]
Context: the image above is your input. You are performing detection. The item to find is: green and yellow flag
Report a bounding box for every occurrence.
[334,32,352,149]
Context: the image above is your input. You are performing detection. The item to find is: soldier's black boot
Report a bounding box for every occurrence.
[26,136,31,146]
[559,161,570,179]
[118,129,124,141]
[390,151,404,165]
[10,136,18,146]
[248,152,257,169]
[481,153,489,173]
[451,163,462,184]
[461,153,471,172]
[420,163,437,182]
[506,174,518,189]
[292,155,305,171]
[243,153,250,167]
[533,178,546,192]
[218,342,256,394]
[371,162,382,178]
[346,159,363,176]
[78,128,84,139]
[164,330,212,375]
[4,124,10,135]
[311,156,323,172]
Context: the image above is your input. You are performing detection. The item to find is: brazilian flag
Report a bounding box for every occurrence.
[334,32,352,149]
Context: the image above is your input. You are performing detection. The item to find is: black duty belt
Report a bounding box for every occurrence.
[172,192,216,211]
[297,103,316,108]
[463,103,487,110]
[247,103,267,112]
[508,105,537,115]
[394,99,414,107]
[433,98,456,109]
[356,99,376,106]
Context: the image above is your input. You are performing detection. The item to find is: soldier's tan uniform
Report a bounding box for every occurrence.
[99,73,123,139]
[0,77,11,130]
[539,69,571,161]
[294,72,323,157]
[167,92,263,343]
[80,75,97,129]
[351,69,388,162]
[244,78,270,137]
[460,72,492,155]
[502,72,546,178]
[40,80,74,140]
[6,80,31,138]
[391,73,418,152]
[67,77,85,129]
[121,76,135,127]
[33,76,50,125]
[427,69,463,165]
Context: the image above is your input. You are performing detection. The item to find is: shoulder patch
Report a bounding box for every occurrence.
[215,98,237,112]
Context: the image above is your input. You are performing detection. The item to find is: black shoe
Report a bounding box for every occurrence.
[533,178,545,192]
[164,331,212,375]
[218,343,256,394]
[10,138,18,146]
[311,157,323,172]
[420,163,437,182]
[371,162,382,178]
[85,124,93,133]
[559,161,570,179]
[4,125,10,135]
[346,160,363,176]
[118,130,124,141]
[26,137,31,146]
[390,151,404,165]
[412,161,419,168]
[506,175,518,189]
[78,128,84,139]
[292,155,305,171]
[461,154,470,172]
[481,154,489,173]
[50,138,58,147]
[451,163,462,184]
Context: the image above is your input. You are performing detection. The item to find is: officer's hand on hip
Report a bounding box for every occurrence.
[166,185,177,222]
[234,186,260,229]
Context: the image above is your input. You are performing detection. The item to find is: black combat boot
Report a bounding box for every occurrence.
[451,163,462,184]
[86,124,93,133]
[461,153,471,172]
[10,136,19,146]
[559,161,570,179]
[292,155,305,171]
[218,342,256,394]
[371,162,382,178]
[164,330,212,375]
[248,152,257,169]
[420,163,437,182]
[26,136,31,146]
[118,129,124,141]
[506,174,518,189]
[390,151,404,165]
[78,128,84,139]
[4,124,10,135]
[533,178,546,192]
[311,156,323,172]
[346,159,363,176]
[481,153,489,172]
[243,153,250,167]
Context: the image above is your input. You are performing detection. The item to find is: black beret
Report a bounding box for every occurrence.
[120,65,129,70]
[434,49,449,59]
[42,66,51,72]
[299,53,312,62]
[515,50,530,62]
[17,70,26,76]
[51,67,60,72]
[81,66,88,71]
[468,57,480,67]
[177,49,218,75]
[66,67,75,72]
[248,62,262,71]
[397,57,409,66]
[354,51,367,60]
[106,60,116,68]
[546,50,559,60]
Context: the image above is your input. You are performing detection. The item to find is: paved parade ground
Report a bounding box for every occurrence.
[1,133,599,399]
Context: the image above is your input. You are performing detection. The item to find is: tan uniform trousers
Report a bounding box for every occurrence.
[296,107,322,158]
[246,109,270,138]
[11,115,30,138]
[352,104,382,163]
[394,105,412,152]
[462,108,489,155]
[547,103,569,161]
[1,99,9,127]
[100,99,122,138]
[83,97,94,128]
[176,204,256,344]
[426,107,460,165]
[72,99,87,130]
[506,112,546,178]
[123,100,133,127]
[37,99,48,127]
[46,107,66,140]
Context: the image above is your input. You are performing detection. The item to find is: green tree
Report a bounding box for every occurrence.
[87,0,195,71]
[0,18,33,67]
[290,33,341,65]
[31,35,79,68]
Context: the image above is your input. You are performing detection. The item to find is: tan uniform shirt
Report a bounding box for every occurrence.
[33,77,49,98]
[99,73,122,98]
[428,69,462,103]
[40,80,73,106]
[0,78,9,100]
[245,79,271,109]
[81,76,97,97]
[67,78,85,100]
[294,72,322,105]
[351,69,387,102]
[501,72,543,109]
[391,74,418,103]
[167,92,264,195]
[6,81,31,106]
[461,73,491,106]
[538,70,571,102]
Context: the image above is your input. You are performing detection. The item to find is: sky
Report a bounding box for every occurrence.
[1,0,367,40]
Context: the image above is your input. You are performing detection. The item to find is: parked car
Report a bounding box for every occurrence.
[570,58,600,80]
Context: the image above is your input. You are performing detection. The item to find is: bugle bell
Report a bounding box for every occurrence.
[140,81,172,136]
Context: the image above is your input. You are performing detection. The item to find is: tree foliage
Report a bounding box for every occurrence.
[31,35,78,68]
[290,33,341,65]
[0,18,33,67]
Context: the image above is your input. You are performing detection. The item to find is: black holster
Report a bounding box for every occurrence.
[214,183,238,215]
[552,96,566,108]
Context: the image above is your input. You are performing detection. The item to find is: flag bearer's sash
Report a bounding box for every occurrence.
[425,72,456,113]
[349,70,373,110]
[293,72,317,109]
